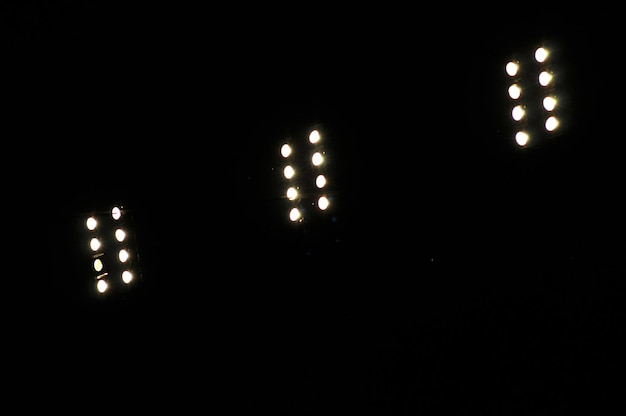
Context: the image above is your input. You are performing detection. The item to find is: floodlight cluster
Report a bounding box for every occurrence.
[86,205,139,294]
[505,45,561,147]
[280,128,331,223]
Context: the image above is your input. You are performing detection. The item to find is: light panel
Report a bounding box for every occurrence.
[85,204,141,296]
[505,43,564,147]
[279,127,334,223]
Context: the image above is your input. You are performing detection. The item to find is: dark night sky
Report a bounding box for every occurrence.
[7,4,625,413]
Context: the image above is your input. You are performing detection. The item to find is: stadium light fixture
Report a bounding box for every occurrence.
[505,44,563,147]
[85,204,141,296]
[279,126,334,223]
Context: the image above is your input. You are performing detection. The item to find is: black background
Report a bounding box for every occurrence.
[5,4,625,414]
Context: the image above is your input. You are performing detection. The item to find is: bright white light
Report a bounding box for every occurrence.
[311,152,324,166]
[289,207,302,222]
[283,165,295,179]
[505,61,519,77]
[534,47,549,63]
[315,174,327,188]
[309,129,321,144]
[111,206,122,220]
[90,237,101,252]
[118,249,129,263]
[545,116,559,131]
[122,270,133,284]
[512,105,525,121]
[115,228,126,242]
[508,84,521,100]
[97,279,108,293]
[286,186,298,200]
[93,258,104,272]
[515,131,530,147]
[86,217,97,231]
[538,70,553,87]
[542,96,557,111]
[318,196,329,210]
[280,143,292,158]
